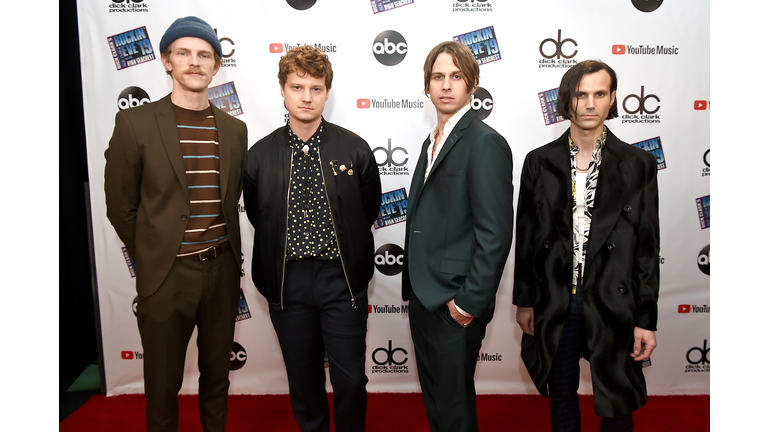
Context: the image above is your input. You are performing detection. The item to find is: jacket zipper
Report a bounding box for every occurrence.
[317,149,357,309]
[278,146,294,311]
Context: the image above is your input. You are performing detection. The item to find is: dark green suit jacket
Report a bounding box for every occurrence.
[402,110,514,323]
[104,94,248,296]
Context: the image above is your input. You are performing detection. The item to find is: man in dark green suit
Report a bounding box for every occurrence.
[402,41,514,432]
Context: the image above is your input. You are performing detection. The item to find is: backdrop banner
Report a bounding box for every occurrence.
[77,0,710,396]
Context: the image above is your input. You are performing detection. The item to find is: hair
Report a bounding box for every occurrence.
[555,59,619,120]
[422,41,479,95]
[160,45,222,77]
[278,45,333,89]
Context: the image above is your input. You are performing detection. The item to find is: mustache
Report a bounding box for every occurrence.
[183,67,206,75]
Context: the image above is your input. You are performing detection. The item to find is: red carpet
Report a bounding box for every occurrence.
[60,393,708,431]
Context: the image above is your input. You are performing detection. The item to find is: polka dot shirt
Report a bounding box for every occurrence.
[285,122,340,260]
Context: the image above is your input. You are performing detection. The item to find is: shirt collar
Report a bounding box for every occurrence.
[568,126,607,157]
[430,103,472,145]
[288,119,324,150]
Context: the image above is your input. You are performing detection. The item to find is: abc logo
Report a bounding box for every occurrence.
[697,245,709,275]
[471,87,494,120]
[539,30,577,59]
[287,0,317,10]
[373,139,408,167]
[230,342,247,370]
[375,244,404,275]
[118,87,150,110]
[372,340,408,366]
[632,0,663,13]
[623,86,660,115]
[132,296,139,317]
[372,31,408,66]
[703,149,710,167]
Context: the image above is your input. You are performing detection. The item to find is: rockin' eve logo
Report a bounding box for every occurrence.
[371,340,409,374]
[372,31,408,66]
[372,0,414,14]
[538,30,578,68]
[376,188,408,229]
[621,86,661,124]
[118,87,150,111]
[108,0,148,13]
[374,244,404,275]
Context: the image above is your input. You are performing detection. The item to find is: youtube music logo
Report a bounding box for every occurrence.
[270,43,283,53]
[694,100,708,110]
[678,304,710,314]
[357,99,371,109]
[121,351,134,359]
[612,44,626,55]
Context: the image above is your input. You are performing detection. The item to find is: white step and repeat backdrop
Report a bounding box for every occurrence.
[77,0,709,397]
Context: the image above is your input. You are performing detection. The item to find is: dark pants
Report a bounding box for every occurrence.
[136,249,240,432]
[270,259,369,432]
[409,289,487,432]
[548,272,633,432]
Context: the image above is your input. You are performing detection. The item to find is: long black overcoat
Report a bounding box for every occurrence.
[512,127,660,417]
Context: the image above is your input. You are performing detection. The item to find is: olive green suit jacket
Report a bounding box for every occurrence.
[104,94,248,296]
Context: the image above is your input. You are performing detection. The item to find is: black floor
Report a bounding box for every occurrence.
[60,362,100,422]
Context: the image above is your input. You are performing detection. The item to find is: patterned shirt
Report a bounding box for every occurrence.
[174,104,228,257]
[568,127,606,293]
[285,122,339,260]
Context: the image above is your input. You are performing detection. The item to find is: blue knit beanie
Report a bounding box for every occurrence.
[159,16,222,58]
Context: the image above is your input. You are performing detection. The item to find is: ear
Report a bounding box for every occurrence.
[161,55,172,73]
[610,90,616,106]
[279,80,285,98]
[325,85,331,101]
[212,62,221,77]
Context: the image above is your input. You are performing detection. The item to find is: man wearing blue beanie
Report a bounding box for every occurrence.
[105,16,247,432]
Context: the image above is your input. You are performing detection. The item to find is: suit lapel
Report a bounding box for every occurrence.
[425,109,475,181]
[541,132,573,251]
[585,130,629,271]
[212,106,230,200]
[156,96,189,199]
[407,138,430,217]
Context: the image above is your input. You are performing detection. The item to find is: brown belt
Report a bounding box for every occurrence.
[195,241,231,261]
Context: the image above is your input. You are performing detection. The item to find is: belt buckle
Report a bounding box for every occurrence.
[200,245,218,262]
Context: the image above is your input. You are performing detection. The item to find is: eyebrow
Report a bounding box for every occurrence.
[432,70,462,76]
